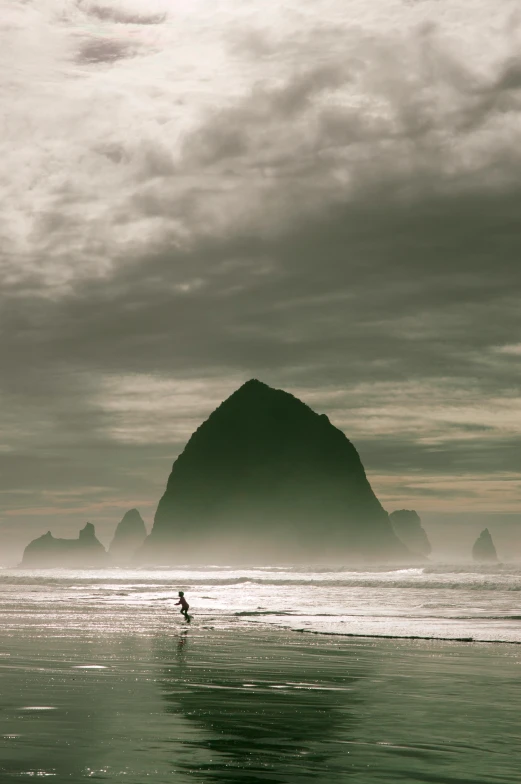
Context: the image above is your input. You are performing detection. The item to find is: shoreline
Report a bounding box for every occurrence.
[292,627,521,644]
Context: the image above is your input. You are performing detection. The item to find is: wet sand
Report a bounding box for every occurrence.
[1,626,520,783]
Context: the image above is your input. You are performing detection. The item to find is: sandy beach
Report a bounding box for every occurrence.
[2,624,520,783]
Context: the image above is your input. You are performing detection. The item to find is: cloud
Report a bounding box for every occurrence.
[77,37,135,64]
[84,2,167,26]
[373,472,521,513]
[3,0,521,290]
[494,343,521,356]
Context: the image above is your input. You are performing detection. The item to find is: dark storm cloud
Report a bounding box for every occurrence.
[3,183,520,385]
[78,38,134,64]
[2,182,520,489]
[356,435,521,476]
[85,4,167,26]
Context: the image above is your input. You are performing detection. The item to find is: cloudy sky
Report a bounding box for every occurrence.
[2,0,521,557]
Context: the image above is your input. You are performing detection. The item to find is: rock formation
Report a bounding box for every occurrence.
[472,528,498,563]
[389,509,431,558]
[22,522,107,568]
[109,509,147,562]
[140,379,408,564]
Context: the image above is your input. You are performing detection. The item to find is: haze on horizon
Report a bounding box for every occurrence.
[1,0,521,562]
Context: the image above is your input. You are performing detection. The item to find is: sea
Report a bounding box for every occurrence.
[1,563,520,782]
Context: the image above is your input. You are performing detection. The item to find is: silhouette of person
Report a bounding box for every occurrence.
[175,591,190,622]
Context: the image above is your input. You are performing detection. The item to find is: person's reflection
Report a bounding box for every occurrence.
[155,632,369,783]
[175,629,189,663]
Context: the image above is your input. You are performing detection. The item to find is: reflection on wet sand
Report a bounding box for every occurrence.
[0,650,115,782]
[156,629,368,782]
[2,627,520,783]
[155,630,521,784]
[0,636,179,783]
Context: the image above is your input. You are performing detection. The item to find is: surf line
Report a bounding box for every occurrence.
[289,628,521,645]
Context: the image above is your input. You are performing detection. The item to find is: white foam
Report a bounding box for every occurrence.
[3,563,521,643]
[71,665,107,669]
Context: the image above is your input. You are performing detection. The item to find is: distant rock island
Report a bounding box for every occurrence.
[390,510,431,558]
[22,523,107,568]
[472,528,498,563]
[109,509,147,563]
[140,379,409,564]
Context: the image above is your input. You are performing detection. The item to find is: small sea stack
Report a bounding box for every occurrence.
[109,509,147,563]
[389,509,431,558]
[22,522,107,568]
[472,528,498,563]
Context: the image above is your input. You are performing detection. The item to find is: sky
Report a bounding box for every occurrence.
[2,0,521,560]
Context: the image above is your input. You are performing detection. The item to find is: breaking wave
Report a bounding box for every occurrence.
[2,571,521,591]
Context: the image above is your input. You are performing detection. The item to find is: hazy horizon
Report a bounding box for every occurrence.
[3,504,521,568]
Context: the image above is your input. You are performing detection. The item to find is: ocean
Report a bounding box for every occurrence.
[1,564,520,782]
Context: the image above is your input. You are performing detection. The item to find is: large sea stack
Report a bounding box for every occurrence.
[472,528,498,563]
[140,379,408,564]
[109,509,147,563]
[389,509,431,558]
[22,523,107,568]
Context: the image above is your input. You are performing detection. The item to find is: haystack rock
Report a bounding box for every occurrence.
[22,522,107,568]
[140,379,408,564]
[389,509,431,558]
[472,528,498,563]
[109,509,147,562]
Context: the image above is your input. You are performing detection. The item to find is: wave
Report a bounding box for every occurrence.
[234,610,295,616]
[290,628,521,645]
[3,574,521,590]
[423,563,519,575]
